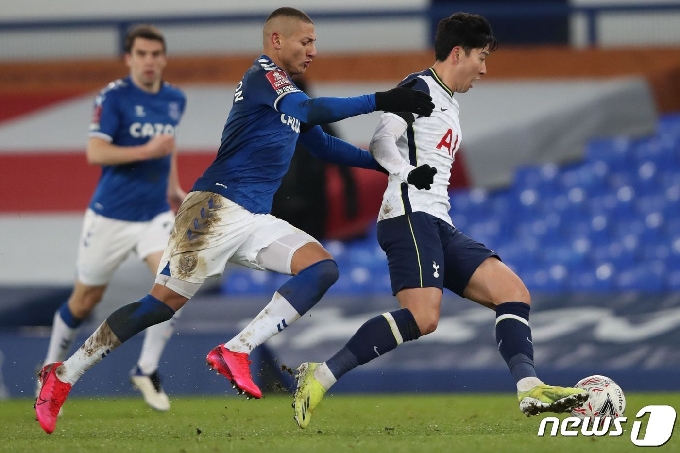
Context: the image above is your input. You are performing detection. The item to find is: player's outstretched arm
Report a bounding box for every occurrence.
[298,124,378,170]
[278,83,433,126]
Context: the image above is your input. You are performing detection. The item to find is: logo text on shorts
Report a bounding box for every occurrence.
[537,405,676,447]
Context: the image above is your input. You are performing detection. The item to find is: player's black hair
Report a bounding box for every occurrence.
[434,12,498,61]
[124,24,166,54]
[265,7,313,25]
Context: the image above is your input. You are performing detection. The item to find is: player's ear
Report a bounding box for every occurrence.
[450,46,462,63]
[271,32,283,50]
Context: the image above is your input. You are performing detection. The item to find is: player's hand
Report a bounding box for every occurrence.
[374,79,434,117]
[167,187,187,213]
[144,134,176,159]
[407,164,437,190]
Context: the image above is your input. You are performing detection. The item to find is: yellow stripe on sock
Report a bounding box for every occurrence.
[495,313,529,326]
[382,312,404,345]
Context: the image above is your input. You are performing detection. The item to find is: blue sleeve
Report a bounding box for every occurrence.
[278,91,377,125]
[92,89,120,139]
[298,125,378,169]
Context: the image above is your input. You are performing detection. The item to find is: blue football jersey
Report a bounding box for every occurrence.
[191,56,305,214]
[88,76,186,221]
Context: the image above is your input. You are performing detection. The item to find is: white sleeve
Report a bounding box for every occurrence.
[369,113,415,183]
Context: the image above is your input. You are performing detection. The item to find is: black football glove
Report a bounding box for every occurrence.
[407,164,437,190]
[375,79,434,117]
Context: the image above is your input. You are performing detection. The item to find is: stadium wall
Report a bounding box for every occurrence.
[2,46,680,112]
[3,291,680,398]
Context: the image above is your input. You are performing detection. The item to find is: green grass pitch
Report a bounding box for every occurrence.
[1,392,678,453]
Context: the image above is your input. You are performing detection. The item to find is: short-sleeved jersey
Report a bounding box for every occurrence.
[88,76,186,221]
[191,55,304,214]
[378,69,461,225]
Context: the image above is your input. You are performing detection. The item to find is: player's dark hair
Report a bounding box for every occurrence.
[265,7,313,25]
[124,24,166,54]
[434,13,498,61]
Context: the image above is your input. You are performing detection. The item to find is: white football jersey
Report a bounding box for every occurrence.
[370,69,461,225]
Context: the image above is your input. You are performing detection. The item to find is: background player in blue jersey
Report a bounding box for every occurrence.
[34,7,433,434]
[292,12,589,429]
[37,24,186,413]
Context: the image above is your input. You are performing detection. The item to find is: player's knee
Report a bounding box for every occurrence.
[419,317,439,335]
[509,281,531,305]
[313,259,339,290]
[412,310,439,335]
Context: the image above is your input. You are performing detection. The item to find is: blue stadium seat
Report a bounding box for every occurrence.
[631,136,678,169]
[220,114,680,296]
[513,163,560,194]
[539,239,589,267]
[521,265,568,292]
[585,137,631,169]
[494,241,540,275]
[326,265,374,295]
[616,261,665,292]
[666,270,680,290]
[567,263,615,292]
[221,268,275,295]
[589,239,638,268]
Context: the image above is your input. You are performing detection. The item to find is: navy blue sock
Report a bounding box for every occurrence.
[107,294,175,343]
[495,302,537,382]
[327,308,421,380]
[59,301,83,328]
[277,259,339,315]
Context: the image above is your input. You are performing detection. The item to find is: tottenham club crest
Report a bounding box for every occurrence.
[433,261,440,278]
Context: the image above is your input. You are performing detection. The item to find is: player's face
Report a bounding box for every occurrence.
[454,46,489,93]
[126,37,167,93]
[279,22,317,76]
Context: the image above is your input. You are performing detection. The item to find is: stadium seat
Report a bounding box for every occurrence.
[585,137,631,170]
[616,261,665,292]
[219,114,680,295]
[221,269,275,295]
[567,263,615,292]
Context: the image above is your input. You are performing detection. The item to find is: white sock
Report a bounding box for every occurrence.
[517,376,544,392]
[136,307,181,375]
[225,292,300,354]
[314,363,337,391]
[60,321,121,385]
[44,310,80,365]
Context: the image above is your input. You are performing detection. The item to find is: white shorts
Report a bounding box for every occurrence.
[155,192,317,298]
[77,209,175,286]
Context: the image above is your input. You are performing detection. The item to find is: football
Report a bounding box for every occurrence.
[571,375,626,419]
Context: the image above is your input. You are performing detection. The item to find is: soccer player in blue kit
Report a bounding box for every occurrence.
[37,24,185,413]
[34,7,434,433]
[292,12,589,429]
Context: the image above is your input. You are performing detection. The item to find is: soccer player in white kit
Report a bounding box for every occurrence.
[37,24,186,412]
[34,7,435,434]
[293,12,588,428]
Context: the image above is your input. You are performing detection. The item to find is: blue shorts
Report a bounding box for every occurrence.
[376,212,498,296]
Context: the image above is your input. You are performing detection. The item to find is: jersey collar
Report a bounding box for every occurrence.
[427,68,453,98]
